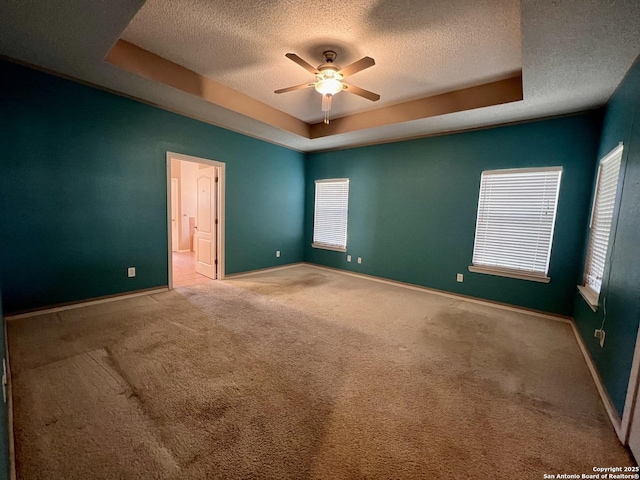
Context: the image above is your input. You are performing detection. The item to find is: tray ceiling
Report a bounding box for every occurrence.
[0,0,639,152]
[120,0,522,124]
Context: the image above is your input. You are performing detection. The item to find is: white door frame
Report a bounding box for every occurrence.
[171,178,179,252]
[166,152,226,288]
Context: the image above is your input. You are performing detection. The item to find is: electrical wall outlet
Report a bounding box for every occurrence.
[347,255,351,262]
[456,273,464,282]
[276,251,280,258]
[127,267,136,278]
[357,257,362,264]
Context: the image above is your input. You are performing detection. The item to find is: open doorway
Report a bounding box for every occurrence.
[166,152,225,288]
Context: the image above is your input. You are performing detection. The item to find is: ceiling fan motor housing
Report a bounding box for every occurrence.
[317,51,342,81]
[322,50,337,63]
[316,52,343,94]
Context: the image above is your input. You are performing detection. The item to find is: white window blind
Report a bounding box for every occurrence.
[582,144,623,298]
[313,179,349,251]
[470,167,562,282]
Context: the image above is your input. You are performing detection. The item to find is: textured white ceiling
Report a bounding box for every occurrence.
[121,0,521,123]
[0,1,639,152]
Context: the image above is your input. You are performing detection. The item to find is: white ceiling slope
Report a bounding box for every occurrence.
[1,0,639,152]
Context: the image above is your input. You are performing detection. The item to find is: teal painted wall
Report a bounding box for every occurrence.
[304,113,603,316]
[2,50,637,429]
[0,60,305,313]
[573,56,640,416]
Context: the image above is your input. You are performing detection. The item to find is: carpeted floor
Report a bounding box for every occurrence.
[7,264,633,479]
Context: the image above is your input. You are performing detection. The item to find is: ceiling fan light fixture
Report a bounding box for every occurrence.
[275,50,378,125]
[315,78,343,96]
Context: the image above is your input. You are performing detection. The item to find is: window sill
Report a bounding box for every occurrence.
[468,265,550,283]
[577,285,599,312]
[312,243,347,253]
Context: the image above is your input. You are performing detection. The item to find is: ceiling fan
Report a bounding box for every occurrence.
[275,50,380,124]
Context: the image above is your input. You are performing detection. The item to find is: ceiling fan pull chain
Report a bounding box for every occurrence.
[322,93,332,112]
[322,93,332,124]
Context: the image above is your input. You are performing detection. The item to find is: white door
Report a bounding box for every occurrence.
[171,178,179,252]
[195,167,217,279]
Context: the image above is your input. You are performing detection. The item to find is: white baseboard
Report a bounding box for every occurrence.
[224,262,305,279]
[2,262,626,453]
[5,288,169,320]
[4,313,16,480]
[234,262,623,441]
[3,286,168,477]
[302,263,623,441]
[568,319,623,441]
[302,263,571,324]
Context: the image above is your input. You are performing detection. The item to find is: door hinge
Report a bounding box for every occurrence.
[215,219,218,225]
[215,177,219,183]
[215,259,218,265]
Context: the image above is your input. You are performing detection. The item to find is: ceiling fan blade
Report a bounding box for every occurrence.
[338,57,375,77]
[274,83,315,94]
[342,83,380,101]
[285,53,319,75]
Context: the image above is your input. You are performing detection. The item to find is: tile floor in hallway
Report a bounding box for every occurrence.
[172,251,213,287]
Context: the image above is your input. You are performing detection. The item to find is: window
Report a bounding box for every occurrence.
[578,144,623,311]
[469,167,563,283]
[313,179,349,252]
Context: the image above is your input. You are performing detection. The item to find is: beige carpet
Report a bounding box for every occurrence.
[8,264,633,479]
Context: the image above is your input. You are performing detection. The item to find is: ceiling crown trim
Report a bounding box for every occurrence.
[105,40,310,137]
[106,39,523,140]
[310,74,523,138]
